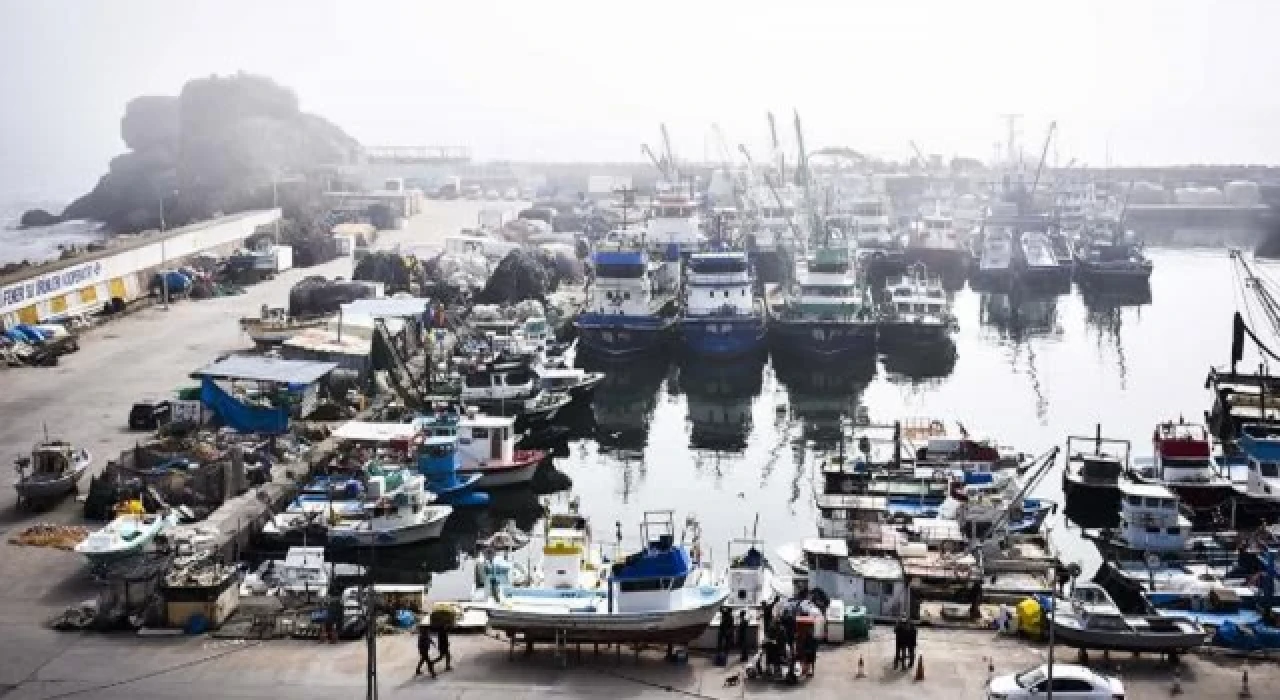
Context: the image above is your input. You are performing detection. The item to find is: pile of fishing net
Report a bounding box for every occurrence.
[9,523,93,550]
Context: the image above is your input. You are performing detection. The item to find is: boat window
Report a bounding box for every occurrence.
[464,373,490,388]
[928,304,942,313]
[506,369,534,385]
[1262,462,1280,478]
[1161,498,1177,510]
[624,292,632,300]
[596,263,645,279]
[1145,526,1161,534]
[914,304,927,313]
[1087,614,1130,630]
[1126,495,1142,506]
[1167,527,1181,535]
[618,575,686,592]
[1144,497,1162,508]
[472,428,488,439]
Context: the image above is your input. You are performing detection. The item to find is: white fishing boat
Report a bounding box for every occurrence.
[792,539,908,620]
[721,538,778,609]
[326,471,452,548]
[417,411,546,487]
[13,440,91,508]
[74,507,177,569]
[1052,582,1207,655]
[484,510,728,644]
[976,226,1015,286]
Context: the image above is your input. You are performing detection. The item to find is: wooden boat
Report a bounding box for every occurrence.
[239,307,326,346]
[1052,582,1207,655]
[13,440,91,508]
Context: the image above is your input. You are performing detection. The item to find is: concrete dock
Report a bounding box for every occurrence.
[1,199,1277,698]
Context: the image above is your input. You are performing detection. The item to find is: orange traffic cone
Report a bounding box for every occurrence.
[914,656,925,682]
[856,656,866,678]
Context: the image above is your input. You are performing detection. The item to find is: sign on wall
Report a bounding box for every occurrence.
[0,261,105,314]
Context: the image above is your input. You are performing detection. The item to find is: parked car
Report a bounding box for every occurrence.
[988,664,1124,700]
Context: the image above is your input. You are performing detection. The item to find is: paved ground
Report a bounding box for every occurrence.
[1,199,1277,698]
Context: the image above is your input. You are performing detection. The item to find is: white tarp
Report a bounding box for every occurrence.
[332,421,419,443]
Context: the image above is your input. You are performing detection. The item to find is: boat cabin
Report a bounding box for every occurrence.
[801,539,907,620]
[1117,482,1191,552]
[461,359,538,402]
[1074,454,1126,485]
[724,539,771,608]
[1238,423,1280,502]
[1151,420,1225,484]
[608,511,706,614]
[646,194,704,251]
[815,494,890,546]
[541,503,597,590]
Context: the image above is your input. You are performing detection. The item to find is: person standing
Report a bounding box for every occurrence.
[436,622,453,671]
[736,609,750,663]
[716,606,734,656]
[892,618,906,670]
[415,625,437,678]
[760,595,777,635]
[801,632,819,677]
[904,619,918,669]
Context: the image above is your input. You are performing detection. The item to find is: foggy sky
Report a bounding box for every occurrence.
[2,0,1278,202]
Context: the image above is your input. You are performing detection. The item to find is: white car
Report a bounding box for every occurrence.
[988,664,1124,700]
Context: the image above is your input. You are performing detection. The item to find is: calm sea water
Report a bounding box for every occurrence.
[355,249,1278,591]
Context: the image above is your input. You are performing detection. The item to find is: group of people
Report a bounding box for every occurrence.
[892,618,918,671]
[736,596,819,681]
[416,622,453,679]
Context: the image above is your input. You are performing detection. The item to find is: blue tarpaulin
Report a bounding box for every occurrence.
[200,377,288,434]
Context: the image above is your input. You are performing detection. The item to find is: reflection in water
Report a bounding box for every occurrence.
[583,356,671,501]
[1080,283,1153,391]
[980,289,1064,423]
[880,336,958,385]
[673,354,766,478]
[773,352,873,447]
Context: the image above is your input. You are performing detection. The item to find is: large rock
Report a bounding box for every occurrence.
[59,72,360,233]
[18,209,62,228]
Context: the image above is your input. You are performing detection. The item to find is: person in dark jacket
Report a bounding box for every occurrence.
[760,595,777,634]
[415,626,437,678]
[801,633,819,677]
[736,609,750,662]
[717,606,734,655]
[436,623,453,671]
[903,619,918,669]
[892,618,907,670]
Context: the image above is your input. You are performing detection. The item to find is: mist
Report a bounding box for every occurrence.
[3,0,1279,203]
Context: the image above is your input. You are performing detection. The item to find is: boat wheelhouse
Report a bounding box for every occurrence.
[678,251,766,358]
[877,264,956,349]
[1063,428,1132,529]
[646,193,705,254]
[1129,420,1233,517]
[576,243,676,358]
[767,246,877,361]
[799,539,907,621]
[905,210,968,277]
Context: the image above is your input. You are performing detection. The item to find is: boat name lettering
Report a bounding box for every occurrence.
[2,262,104,308]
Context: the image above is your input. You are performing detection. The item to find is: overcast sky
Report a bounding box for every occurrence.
[2,0,1278,202]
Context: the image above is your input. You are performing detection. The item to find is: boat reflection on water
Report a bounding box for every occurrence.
[1080,282,1153,390]
[880,336,957,385]
[773,351,874,447]
[586,356,672,457]
[673,353,766,456]
[979,290,1063,341]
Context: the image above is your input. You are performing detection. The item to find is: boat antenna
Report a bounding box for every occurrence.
[1028,121,1057,215]
[752,512,760,539]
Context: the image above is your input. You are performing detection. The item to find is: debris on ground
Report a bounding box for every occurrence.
[9,523,93,550]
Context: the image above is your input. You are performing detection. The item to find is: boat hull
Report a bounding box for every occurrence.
[1062,474,1123,529]
[486,591,726,645]
[1052,620,1205,653]
[328,509,451,548]
[877,320,952,349]
[903,246,969,278]
[575,315,674,359]
[769,320,877,361]
[459,454,543,488]
[679,317,766,358]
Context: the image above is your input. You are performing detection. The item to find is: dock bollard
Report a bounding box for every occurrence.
[1240,669,1251,699]
[856,657,866,678]
[987,657,994,675]
[914,656,925,682]
[1171,666,1182,695]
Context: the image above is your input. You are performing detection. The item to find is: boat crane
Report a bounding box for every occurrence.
[740,144,804,249]
[640,144,666,180]
[660,123,680,185]
[970,445,1062,555]
[767,111,785,183]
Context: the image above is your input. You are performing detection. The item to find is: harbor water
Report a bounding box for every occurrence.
[342,248,1270,592]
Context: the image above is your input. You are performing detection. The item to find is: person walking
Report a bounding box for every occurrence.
[436,622,453,671]
[760,595,777,634]
[415,625,437,678]
[801,632,819,677]
[736,609,750,663]
[904,618,918,669]
[892,618,907,670]
[716,606,734,656]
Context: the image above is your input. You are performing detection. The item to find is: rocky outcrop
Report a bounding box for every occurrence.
[61,73,360,233]
[18,209,63,228]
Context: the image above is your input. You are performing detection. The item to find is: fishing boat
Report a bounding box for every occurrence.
[459,355,571,425]
[1062,428,1132,529]
[413,434,489,507]
[74,504,177,570]
[484,510,728,644]
[767,246,877,361]
[1128,420,1234,517]
[537,365,606,401]
[326,471,453,548]
[721,537,778,609]
[239,307,326,347]
[849,194,903,279]
[418,410,546,488]
[1075,225,1152,289]
[904,209,968,278]
[1229,423,1280,527]
[877,264,957,350]
[1017,230,1071,288]
[645,192,705,255]
[575,243,677,358]
[678,251,767,358]
[791,539,908,620]
[1052,582,1207,655]
[974,226,1015,289]
[1082,482,1193,561]
[13,440,91,508]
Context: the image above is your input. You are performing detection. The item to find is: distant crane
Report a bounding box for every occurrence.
[1029,121,1058,197]
[767,112,785,183]
[711,123,752,212]
[740,144,803,246]
[660,123,679,185]
[909,140,928,172]
[641,144,666,179]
